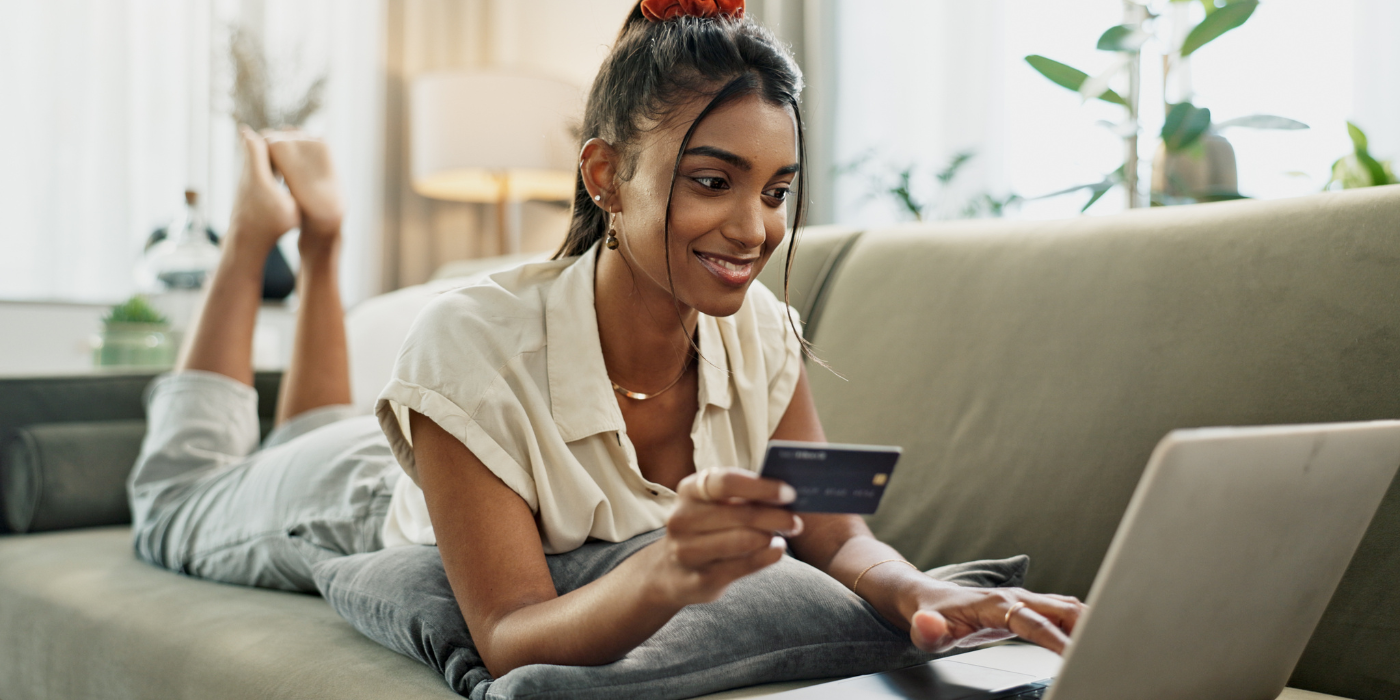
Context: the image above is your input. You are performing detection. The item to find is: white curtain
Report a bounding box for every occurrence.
[0,0,384,306]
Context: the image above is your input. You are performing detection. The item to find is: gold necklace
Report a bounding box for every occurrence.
[611,350,695,401]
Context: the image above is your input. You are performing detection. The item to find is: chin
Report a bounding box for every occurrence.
[683,281,751,318]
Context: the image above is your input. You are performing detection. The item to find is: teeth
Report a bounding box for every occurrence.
[701,254,752,273]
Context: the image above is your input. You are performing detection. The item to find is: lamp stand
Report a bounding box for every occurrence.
[492,173,522,256]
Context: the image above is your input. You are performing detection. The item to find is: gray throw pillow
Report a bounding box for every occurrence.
[311,529,1028,700]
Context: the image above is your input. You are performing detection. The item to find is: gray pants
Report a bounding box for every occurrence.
[127,370,400,592]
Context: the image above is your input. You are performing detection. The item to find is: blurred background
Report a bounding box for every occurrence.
[2,0,1395,373]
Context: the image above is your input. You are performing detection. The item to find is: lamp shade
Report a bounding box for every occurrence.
[410,71,582,203]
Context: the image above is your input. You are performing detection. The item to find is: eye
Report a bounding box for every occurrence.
[694,176,729,191]
[764,186,791,203]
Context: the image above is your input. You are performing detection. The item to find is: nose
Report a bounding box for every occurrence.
[722,192,768,251]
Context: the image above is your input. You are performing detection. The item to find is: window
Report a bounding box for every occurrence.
[0,0,383,305]
[832,0,1393,225]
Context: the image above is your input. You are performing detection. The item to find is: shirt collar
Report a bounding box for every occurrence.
[545,244,732,442]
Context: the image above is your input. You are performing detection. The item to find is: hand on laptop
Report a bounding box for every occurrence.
[906,586,1085,655]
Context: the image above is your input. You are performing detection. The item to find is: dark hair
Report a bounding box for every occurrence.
[553,3,813,357]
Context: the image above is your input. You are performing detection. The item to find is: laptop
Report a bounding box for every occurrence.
[772,421,1400,699]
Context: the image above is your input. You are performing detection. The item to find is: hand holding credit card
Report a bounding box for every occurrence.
[758,440,902,514]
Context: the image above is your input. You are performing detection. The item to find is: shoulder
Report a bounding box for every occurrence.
[741,278,800,336]
[730,279,802,366]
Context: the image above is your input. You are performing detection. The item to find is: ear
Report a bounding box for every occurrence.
[579,138,621,212]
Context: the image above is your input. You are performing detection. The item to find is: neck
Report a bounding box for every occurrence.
[594,246,698,391]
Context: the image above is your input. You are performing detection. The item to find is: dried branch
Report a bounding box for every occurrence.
[227,23,326,130]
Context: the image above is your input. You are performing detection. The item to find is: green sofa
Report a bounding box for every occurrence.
[4,186,1400,699]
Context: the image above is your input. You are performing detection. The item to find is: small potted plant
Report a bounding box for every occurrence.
[94,296,177,368]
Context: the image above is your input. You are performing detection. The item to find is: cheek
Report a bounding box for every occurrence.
[661,191,733,258]
[764,208,788,251]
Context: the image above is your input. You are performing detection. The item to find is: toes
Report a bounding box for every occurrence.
[239,126,275,177]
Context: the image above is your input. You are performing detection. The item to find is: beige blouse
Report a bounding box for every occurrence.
[375,244,804,553]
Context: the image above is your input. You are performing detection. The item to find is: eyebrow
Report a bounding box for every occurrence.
[684,146,799,177]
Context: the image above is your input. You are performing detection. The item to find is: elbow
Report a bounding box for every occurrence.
[474,613,629,677]
[474,621,527,678]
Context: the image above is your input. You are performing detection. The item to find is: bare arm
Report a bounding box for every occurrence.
[409,410,799,677]
[778,366,1087,654]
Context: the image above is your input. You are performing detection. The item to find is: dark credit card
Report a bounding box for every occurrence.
[759,440,902,514]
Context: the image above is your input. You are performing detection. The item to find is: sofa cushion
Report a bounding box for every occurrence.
[312,529,1029,700]
[804,186,1400,700]
[0,527,458,700]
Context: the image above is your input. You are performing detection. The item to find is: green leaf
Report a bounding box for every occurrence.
[1097,25,1149,52]
[1356,150,1390,188]
[1180,0,1258,57]
[1347,121,1370,153]
[1024,55,1127,105]
[1081,165,1126,212]
[1214,115,1309,130]
[1081,181,1114,212]
[1162,103,1213,151]
[104,296,168,326]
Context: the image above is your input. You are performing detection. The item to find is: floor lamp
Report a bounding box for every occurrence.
[410,70,581,255]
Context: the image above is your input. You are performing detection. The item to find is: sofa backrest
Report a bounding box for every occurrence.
[803,185,1400,700]
[754,225,863,339]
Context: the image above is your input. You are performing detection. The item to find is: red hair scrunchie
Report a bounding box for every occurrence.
[640,0,744,22]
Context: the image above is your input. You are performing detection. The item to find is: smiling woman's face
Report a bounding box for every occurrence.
[612,92,800,318]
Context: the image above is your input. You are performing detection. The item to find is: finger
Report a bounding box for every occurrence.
[1037,593,1085,608]
[910,609,951,651]
[696,534,786,581]
[1021,596,1085,635]
[682,469,796,506]
[671,501,802,537]
[671,528,776,569]
[1007,604,1071,655]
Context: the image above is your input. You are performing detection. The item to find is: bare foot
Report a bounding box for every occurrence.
[263,130,344,253]
[228,126,299,253]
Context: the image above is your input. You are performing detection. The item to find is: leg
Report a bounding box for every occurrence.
[262,132,352,425]
[177,126,299,385]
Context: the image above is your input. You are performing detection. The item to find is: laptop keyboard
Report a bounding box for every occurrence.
[1002,683,1049,699]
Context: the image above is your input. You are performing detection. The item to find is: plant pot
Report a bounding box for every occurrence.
[94,323,178,368]
[1150,133,1242,205]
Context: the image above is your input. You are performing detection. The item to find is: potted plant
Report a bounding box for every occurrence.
[1025,0,1308,209]
[93,296,177,368]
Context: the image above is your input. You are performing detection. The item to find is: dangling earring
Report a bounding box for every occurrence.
[605,212,620,250]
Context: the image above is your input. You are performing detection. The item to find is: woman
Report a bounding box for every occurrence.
[129,0,1084,687]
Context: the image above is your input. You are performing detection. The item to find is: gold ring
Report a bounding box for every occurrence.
[697,470,716,502]
[1004,601,1027,628]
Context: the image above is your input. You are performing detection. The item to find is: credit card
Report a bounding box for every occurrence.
[758,440,902,514]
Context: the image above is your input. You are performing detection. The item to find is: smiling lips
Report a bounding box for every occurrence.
[695,251,757,286]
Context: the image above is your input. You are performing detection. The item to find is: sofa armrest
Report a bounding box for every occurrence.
[2,421,145,533]
[0,371,282,534]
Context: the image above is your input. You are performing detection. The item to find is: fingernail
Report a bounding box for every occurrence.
[778,484,796,504]
[771,535,787,550]
[791,515,804,536]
